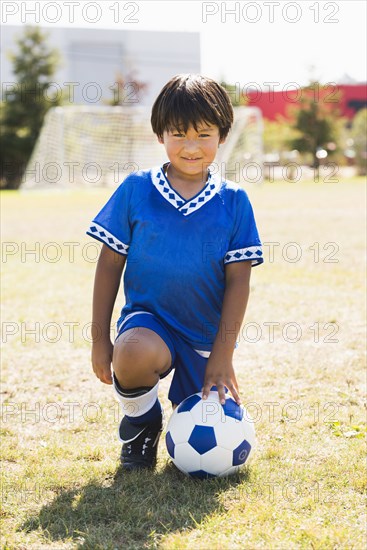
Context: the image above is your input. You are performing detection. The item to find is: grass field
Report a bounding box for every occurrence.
[1,178,366,549]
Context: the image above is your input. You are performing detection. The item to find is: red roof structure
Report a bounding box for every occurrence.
[246,84,367,120]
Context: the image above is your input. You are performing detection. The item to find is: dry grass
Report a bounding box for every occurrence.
[1,178,366,549]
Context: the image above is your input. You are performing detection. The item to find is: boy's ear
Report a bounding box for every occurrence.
[219,136,227,145]
[157,135,164,144]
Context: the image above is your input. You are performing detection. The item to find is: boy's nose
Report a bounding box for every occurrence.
[183,139,199,151]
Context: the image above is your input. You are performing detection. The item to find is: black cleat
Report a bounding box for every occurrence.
[119,415,163,471]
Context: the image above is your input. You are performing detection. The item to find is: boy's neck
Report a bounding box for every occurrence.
[165,163,209,190]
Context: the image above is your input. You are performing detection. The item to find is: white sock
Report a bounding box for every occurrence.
[113,378,160,419]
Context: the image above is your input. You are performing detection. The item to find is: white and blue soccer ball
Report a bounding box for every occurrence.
[165,391,256,478]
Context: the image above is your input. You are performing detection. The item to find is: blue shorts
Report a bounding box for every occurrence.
[115,311,209,405]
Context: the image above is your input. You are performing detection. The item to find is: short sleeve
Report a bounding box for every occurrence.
[224,189,263,267]
[86,177,133,256]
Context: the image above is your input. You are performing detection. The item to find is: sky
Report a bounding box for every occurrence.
[2,0,366,88]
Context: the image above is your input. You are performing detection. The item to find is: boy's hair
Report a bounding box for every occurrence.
[151,74,234,141]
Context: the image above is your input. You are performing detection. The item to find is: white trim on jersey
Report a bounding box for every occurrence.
[151,166,222,216]
[224,246,263,266]
[87,222,129,255]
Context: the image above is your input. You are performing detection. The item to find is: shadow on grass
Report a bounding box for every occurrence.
[21,460,250,549]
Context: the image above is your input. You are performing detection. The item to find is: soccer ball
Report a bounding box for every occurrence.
[165,391,256,478]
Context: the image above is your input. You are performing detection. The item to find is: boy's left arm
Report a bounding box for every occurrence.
[202,260,252,405]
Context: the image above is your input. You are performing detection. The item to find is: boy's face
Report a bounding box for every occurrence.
[158,122,225,180]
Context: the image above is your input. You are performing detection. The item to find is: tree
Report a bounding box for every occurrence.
[263,116,299,156]
[350,108,367,175]
[0,26,60,189]
[220,81,248,107]
[107,71,148,106]
[288,82,342,176]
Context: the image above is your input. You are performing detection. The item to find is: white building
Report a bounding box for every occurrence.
[1,25,201,106]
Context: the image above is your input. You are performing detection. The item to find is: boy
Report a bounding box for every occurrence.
[87,74,263,471]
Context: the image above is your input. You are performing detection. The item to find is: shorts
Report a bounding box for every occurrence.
[115,311,210,405]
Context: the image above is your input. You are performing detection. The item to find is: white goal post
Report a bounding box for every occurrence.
[22,105,263,188]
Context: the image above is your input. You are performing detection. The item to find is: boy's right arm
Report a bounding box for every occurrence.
[91,244,126,384]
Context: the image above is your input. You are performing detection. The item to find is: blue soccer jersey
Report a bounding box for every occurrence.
[87,165,263,351]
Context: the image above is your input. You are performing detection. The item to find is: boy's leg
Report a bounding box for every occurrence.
[113,322,175,470]
[113,327,172,388]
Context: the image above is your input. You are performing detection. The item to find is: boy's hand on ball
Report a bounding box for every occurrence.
[91,340,113,384]
[202,358,241,405]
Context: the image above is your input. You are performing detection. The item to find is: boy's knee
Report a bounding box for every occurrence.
[113,327,171,379]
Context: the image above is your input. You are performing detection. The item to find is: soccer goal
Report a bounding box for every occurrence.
[22,105,263,188]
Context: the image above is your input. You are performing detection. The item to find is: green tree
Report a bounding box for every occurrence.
[107,71,148,106]
[263,116,299,156]
[288,82,342,175]
[0,26,60,189]
[220,81,248,107]
[350,108,367,175]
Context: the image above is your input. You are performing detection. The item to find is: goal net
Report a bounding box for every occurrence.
[22,105,263,188]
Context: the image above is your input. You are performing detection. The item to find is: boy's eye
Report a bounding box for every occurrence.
[171,132,210,138]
